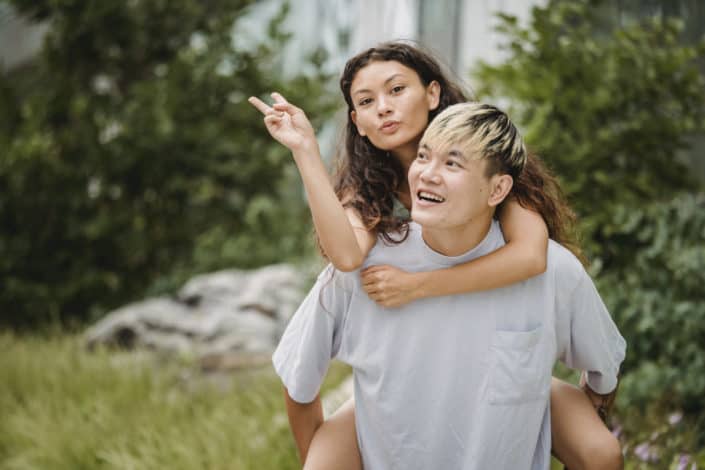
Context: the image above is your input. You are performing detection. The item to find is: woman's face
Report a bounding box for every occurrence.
[350,60,440,159]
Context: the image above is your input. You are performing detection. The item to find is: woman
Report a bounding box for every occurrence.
[250,42,622,470]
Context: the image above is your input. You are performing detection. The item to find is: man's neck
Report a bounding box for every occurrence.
[421,217,494,257]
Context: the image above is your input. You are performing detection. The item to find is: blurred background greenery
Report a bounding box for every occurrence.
[0,0,338,329]
[1,0,704,468]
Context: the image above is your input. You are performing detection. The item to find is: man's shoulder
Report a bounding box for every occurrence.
[364,223,424,268]
[546,240,587,289]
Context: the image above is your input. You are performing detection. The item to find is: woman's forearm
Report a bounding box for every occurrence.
[414,201,548,299]
[413,243,547,299]
[362,200,549,306]
[292,145,370,271]
[249,93,372,271]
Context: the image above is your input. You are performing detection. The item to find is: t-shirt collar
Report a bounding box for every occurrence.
[414,220,503,267]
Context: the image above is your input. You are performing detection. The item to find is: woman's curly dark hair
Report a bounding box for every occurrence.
[508,153,585,263]
[333,41,471,244]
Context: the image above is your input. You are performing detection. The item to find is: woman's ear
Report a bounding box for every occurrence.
[426,81,441,111]
[488,174,514,207]
[350,110,366,136]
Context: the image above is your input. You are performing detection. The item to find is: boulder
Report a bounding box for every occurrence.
[84,264,308,369]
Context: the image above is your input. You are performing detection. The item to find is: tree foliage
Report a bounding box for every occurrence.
[474,0,705,257]
[598,193,705,414]
[0,0,337,329]
[475,0,705,412]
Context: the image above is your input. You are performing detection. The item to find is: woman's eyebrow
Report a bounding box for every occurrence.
[352,74,406,96]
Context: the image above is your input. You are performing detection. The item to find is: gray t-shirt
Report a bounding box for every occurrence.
[273,221,626,470]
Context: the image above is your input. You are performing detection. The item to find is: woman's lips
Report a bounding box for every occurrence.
[379,121,400,134]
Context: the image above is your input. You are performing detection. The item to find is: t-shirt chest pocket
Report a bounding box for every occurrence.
[487,325,551,405]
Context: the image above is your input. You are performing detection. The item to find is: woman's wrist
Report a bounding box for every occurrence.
[409,271,429,301]
[291,140,320,162]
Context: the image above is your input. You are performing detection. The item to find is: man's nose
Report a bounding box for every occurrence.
[420,164,442,184]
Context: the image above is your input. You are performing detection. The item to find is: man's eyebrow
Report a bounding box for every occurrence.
[352,74,406,97]
[448,149,468,160]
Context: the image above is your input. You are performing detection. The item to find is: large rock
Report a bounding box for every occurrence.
[84,264,308,369]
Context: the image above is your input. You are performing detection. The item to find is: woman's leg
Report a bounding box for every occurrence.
[550,377,623,470]
[304,398,362,470]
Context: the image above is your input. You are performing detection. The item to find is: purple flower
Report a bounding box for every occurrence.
[676,454,690,470]
[669,412,683,426]
[634,442,659,462]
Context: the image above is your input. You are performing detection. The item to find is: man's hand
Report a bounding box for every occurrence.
[579,372,618,422]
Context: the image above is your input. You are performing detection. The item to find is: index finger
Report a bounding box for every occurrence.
[248,96,273,115]
[271,92,289,104]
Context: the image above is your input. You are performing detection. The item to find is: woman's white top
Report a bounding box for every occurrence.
[273,221,626,470]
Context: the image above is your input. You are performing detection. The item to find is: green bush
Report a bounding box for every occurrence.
[474,0,705,415]
[598,193,705,414]
[474,0,705,257]
[0,1,337,329]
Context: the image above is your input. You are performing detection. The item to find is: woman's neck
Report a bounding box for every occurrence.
[395,180,412,209]
[392,144,418,173]
[391,138,420,209]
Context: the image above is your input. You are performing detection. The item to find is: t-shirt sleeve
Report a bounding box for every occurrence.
[272,265,353,403]
[556,271,627,394]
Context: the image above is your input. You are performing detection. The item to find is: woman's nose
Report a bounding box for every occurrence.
[376,96,392,115]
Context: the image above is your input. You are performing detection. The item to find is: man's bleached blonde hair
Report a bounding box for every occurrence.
[420,102,527,179]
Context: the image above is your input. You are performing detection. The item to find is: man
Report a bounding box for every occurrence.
[273,103,626,469]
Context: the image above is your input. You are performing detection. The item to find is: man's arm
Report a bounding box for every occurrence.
[284,389,324,465]
[556,266,626,398]
[272,267,355,463]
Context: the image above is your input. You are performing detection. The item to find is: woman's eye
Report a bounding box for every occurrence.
[446,160,462,168]
[391,85,405,94]
[358,98,372,106]
[416,152,428,161]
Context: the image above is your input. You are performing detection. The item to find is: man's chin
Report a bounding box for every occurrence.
[410,210,442,228]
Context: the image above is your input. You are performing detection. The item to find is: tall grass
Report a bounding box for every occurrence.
[0,333,349,470]
[2,334,702,469]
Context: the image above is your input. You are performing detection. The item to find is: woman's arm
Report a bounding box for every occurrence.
[361,199,548,307]
[249,93,375,271]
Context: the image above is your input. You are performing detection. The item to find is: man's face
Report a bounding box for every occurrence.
[408,140,495,230]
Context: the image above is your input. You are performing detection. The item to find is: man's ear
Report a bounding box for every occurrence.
[426,80,441,111]
[350,110,366,136]
[488,174,514,207]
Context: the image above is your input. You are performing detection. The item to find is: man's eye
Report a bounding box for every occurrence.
[447,160,462,168]
[416,152,428,160]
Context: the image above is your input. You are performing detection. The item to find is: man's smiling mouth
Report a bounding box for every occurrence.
[417,191,446,203]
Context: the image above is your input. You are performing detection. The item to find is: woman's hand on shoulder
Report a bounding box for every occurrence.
[248,92,318,154]
[361,265,421,308]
